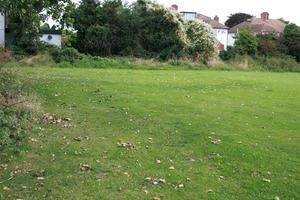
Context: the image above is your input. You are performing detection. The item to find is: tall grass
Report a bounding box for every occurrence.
[0,67,41,154]
[3,47,300,72]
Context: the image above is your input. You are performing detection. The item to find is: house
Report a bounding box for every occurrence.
[0,14,5,47]
[171,5,229,50]
[228,12,286,46]
[40,29,62,47]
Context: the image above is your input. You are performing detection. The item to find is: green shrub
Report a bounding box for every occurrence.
[234,28,258,55]
[131,0,188,60]
[185,20,217,62]
[255,55,300,72]
[283,23,300,62]
[219,46,236,61]
[227,54,300,72]
[0,68,40,151]
[50,47,84,63]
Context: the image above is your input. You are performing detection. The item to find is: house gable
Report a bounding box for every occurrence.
[229,13,286,34]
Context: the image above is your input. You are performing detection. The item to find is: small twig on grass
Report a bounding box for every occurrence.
[0,176,13,184]
[0,100,28,109]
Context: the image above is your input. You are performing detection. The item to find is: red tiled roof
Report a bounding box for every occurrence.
[229,17,286,34]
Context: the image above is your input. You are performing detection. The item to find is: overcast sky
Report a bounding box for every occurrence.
[72,0,299,25]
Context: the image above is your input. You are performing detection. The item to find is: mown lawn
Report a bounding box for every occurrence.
[1,67,300,200]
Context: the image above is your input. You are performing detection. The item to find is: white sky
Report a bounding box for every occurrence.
[72,0,300,25]
[141,0,300,25]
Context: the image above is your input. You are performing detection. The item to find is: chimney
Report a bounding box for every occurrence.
[171,4,178,11]
[261,12,269,21]
[214,15,219,22]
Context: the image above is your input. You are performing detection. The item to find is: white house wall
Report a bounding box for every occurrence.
[213,28,228,50]
[227,33,236,47]
[40,34,62,47]
[0,14,5,47]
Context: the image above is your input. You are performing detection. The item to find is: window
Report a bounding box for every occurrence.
[181,12,197,21]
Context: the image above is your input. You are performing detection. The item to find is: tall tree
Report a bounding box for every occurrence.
[225,13,253,28]
[72,0,134,56]
[283,23,300,62]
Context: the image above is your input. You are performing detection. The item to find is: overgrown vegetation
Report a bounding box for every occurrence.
[67,0,217,61]
[0,0,74,54]
[283,23,300,62]
[0,67,40,153]
[219,24,300,72]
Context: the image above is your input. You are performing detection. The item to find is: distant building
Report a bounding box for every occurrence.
[0,16,62,48]
[171,5,229,50]
[228,12,286,46]
[40,29,62,47]
[0,14,5,47]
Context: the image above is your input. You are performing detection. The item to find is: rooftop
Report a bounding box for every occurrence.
[229,12,286,34]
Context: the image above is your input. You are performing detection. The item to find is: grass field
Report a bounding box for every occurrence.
[1,67,300,200]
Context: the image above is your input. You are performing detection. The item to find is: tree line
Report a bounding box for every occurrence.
[0,0,217,62]
[1,0,300,63]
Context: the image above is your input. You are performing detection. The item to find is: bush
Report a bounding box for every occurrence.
[219,46,236,61]
[255,55,300,72]
[283,23,300,62]
[132,0,188,60]
[257,33,288,56]
[234,28,258,55]
[73,0,134,56]
[50,47,84,63]
[0,68,40,151]
[0,48,12,62]
[185,20,217,62]
[227,54,300,72]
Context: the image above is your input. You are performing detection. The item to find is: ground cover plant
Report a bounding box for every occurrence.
[0,66,299,199]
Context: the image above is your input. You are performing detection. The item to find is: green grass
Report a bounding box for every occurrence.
[1,67,300,200]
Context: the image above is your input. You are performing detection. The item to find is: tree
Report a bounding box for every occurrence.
[185,20,217,62]
[72,0,190,59]
[225,13,253,28]
[257,33,288,56]
[234,28,258,55]
[0,0,73,53]
[283,23,300,62]
[72,0,134,56]
[131,0,188,59]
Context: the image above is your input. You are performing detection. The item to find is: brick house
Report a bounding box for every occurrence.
[228,12,286,46]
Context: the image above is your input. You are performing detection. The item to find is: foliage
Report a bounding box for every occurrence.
[257,34,278,56]
[226,54,300,72]
[283,23,300,62]
[219,46,236,61]
[50,47,83,63]
[62,30,77,47]
[0,0,73,54]
[72,0,191,60]
[131,0,188,59]
[225,13,253,28]
[73,0,134,56]
[254,55,300,72]
[234,28,258,55]
[0,48,12,62]
[0,68,39,150]
[185,20,217,62]
[257,34,288,56]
